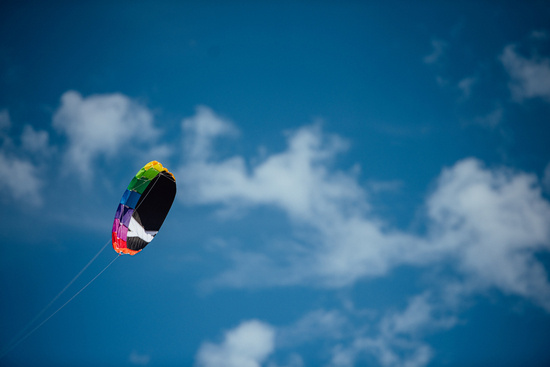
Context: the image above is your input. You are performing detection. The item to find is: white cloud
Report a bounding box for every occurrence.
[0,151,43,206]
[175,107,550,365]
[345,339,432,367]
[0,110,49,206]
[182,105,239,161]
[277,309,347,348]
[330,293,455,367]
[379,293,457,338]
[500,45,550,102]
[427,159,550,310]
[195,320,275,367]
[179,116,363,225]
[180,116,429,288]
[196,311,346,367]
[196,296,458,367]
[179,108,550,314]
[52,91,160,179]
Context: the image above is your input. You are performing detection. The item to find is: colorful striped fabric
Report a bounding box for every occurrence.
[112,161,176,255]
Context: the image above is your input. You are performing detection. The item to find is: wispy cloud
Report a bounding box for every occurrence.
[180,107,550,366]
[0,151,43,206]
[472,106,503,128]
[21,125,52,156]
[500,44,550,102]
[423,39,448,65]
[179,109,550,310]
[194,294,460,367]
[276,309,348,348]
[182,105,239,161]
[330,294,448,367]
[0,109,45,206]
[425,32,550,129]
[179,116,419,288]
[328,291,462,367]
[457,76,477,100]
[423,39,480,105]
[129,350,151,366]
[530,30,549,40]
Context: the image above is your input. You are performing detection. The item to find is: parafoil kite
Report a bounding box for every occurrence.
[112,161,176,255]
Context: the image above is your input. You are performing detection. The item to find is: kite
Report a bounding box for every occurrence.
[112,161,177,255]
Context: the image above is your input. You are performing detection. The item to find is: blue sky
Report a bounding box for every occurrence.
[1,1,550,366]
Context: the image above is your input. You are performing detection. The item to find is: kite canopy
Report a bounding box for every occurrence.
[112,161,176,255]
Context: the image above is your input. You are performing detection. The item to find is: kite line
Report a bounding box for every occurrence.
[0,242,119,359]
